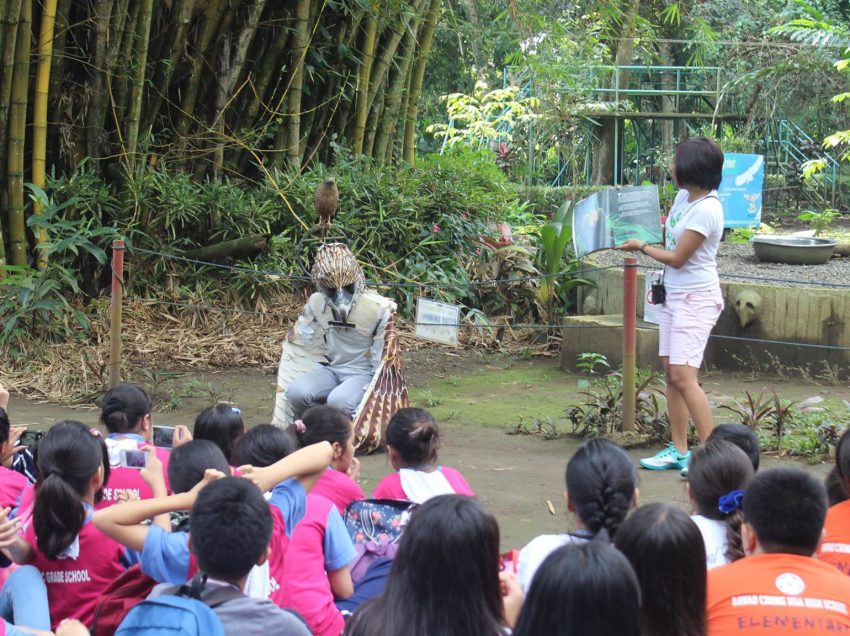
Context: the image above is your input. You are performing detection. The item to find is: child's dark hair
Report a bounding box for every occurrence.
[835,428,850,485]
[513,540,640,636]
[565,438,636,539]
[167,440,231,494]
[34,421,109,560]
[233,424,296,468]
[100,383,151,434]
[743,467,827,556]
[674,137,724,191]
[386,408,440,467]
[193,404,245,464]
[708,424,760,471]
[688,439,754,562]
[190,477,273,580]
[345,495,503,636]
[296,405,352,449]
[0,407,9,445]
[826,466,849,506]
[616,503,706,636]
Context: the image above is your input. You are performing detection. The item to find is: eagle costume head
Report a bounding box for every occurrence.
[311,243,365,324]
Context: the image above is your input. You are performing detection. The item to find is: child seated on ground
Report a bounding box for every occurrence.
[826,466,849,506]
[94,432,332,609]
[513,539,640,636]
[517,438,637,593]
[193,403,245,466]
[707,467,850,634]
[99,383,183,506]
[145,477,311,636]
[617,502,707,636]
[819,429,850,574]
[0,406,29,510]
[345,495,523,636]
[687,439,754,569]
[0,422,136,630]
[707,423,760,472]
[293,405,364,513]
[372,408,473,502]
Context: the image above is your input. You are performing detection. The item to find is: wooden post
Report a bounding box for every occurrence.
[109,239,125,387]
[622,255,637,432]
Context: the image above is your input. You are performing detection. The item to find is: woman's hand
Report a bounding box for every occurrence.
[0,507,20,549]
[616,239,644,252]
[1,425,26,466]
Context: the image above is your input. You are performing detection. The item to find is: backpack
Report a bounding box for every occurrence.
[92,564,158,636]
[342,499,417,583]
[115,573,242,636]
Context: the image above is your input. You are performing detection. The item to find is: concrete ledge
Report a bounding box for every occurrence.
[561,314,661,372]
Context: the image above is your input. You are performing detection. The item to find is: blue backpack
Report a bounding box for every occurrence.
[115,573,242,636]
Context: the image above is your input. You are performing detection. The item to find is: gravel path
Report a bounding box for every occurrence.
[588,242,850,289]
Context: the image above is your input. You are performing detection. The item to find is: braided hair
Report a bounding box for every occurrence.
[565,439,637,540]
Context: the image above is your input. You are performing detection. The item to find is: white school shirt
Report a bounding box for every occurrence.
[664,189,724,291]
[691,514,730,569]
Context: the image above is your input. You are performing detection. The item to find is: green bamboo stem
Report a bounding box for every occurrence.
[86,0,109,161]
[403,0,441,164]
[123,0,155,172]
[352,11,378,155]
[33,0,59,270]
[285,0,312,169]
[7,0,30,266]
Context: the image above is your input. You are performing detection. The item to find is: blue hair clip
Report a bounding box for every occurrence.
[718,490,745,515]
[231,406,241,414]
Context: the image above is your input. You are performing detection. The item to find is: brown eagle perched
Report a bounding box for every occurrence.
[315,178,339,226]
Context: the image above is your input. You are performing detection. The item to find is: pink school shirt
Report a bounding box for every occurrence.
[310,467,365,515]
[25,513,127,629]
[372,465,474,500]
[280,494,357,636]
[98,435,171,509]
[0,466,28,510]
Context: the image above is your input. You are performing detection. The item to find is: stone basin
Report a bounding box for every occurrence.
[751,235,837,265]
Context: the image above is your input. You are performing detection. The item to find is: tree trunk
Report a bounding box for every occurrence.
[184,234,268,261]
[352,12,378,155]
[111,0,140,146]
[7,0,30,266]
[0,0,23,249]
[124,0,155,173]
[403,0,441,164]
[33,0,59,269]
[590,0,639,185]
[458,0,487,83]
[47,0,71,173]
[283,0,311,169]
[241,13,291,129]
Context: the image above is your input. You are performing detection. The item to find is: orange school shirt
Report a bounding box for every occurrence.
[820,500,850,575]
[707,552,850,635]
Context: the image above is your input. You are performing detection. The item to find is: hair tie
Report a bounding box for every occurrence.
[718,490,744,515]
[294,420,306,434]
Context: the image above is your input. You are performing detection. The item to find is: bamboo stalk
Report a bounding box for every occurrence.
[0,0,23,241]
[352,11,378,155]
[141,0,196,135]
[111,0,140,134]
[285,0,312,169]
[7,0,30,266]
[242,11,292,129]
[124,0,155,172]
[403,0,441,164]
[47,0,71,172]
[86,0,111,162]
[32,0,59,270]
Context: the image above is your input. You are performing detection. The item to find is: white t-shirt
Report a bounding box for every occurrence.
[664,189,724,291]
[517,533,588,593]
[691,514,730,569]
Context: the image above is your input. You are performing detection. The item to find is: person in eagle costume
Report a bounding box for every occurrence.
[271,242,408,452]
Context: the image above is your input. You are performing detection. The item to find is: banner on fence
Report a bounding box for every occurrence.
[415,298,461,346]
[572,185,663,258]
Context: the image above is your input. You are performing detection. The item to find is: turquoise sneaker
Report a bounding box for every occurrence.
[640,444,691,471]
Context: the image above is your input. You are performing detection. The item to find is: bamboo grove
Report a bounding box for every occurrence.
[0,0,443,268]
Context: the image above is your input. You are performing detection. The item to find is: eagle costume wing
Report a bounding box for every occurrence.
[352,311,409,453]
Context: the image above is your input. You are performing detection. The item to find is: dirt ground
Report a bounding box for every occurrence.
[8,349,846,549]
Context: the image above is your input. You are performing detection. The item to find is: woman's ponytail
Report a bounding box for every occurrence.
[33,422,106,559]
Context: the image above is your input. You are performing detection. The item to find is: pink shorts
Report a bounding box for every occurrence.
[659,287,724,367]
